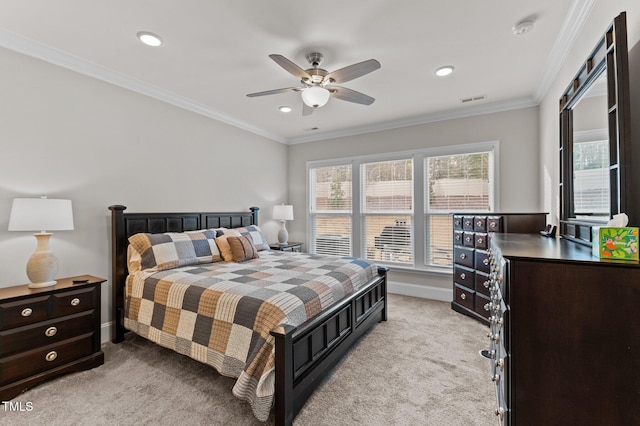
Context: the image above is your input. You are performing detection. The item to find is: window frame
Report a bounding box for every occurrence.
[307,141,499,273]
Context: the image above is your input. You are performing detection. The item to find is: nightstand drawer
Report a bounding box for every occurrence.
[0,333,94,386]
[0,311,95,357]
[51,287,96,317]
[0,296,50,331]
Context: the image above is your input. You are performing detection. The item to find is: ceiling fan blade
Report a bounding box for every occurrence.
[302,102,315,116]
[246,87,301,97]
[325,59,381,83]
[330,86,375,105]
[269,54,311,80]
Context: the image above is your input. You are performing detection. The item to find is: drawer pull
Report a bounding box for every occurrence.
[70,298,80,307]
[477,237,483,244]
[460,253,467,260]
[483,259,489,265]
[460,293,467,300]
[45,326,58,337]
[21,308,33,317]
[455,234,461,240]
[45,351,58,362]
[455,220,461,226]
[465,236,471,242]
[460,273,466,280]
[490,222,497,228]
[476,220,482,227]
[465,221,471,226]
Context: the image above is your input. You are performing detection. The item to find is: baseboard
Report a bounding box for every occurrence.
[387,281,452,302]
[101,321,112,344]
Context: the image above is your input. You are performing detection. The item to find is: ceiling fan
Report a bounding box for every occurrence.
[246,52,381,115]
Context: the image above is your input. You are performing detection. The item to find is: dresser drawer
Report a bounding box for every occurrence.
[454,285,474,310]
[0,333,94,386]
[475,233,489,250]
[453,215,464,230]
[474,293,490,319]
[474,216,487,232]
[454,246,474,268]
[454,266,475,288]
[0,311,95,357]
[487,216,503,232]
[0,296,50,331]
[475,271,490,296]
[463,232,475,247]
[463,216,475,231]
[475,250,491,273]
[454,230,464,245]
[51,287,96,317]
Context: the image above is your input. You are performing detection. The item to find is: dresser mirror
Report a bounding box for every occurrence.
[559,12,631,244]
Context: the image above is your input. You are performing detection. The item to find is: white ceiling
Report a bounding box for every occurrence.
[0,0,594,144]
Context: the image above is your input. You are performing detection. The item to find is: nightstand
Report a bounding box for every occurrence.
[0,275,106,400]
[270,242,303,252]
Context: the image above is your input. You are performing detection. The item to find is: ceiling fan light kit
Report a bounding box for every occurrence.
[301,86,331,108]
[247,52,380,114]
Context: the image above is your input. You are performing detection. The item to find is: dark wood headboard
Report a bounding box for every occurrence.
[108,205,259,342]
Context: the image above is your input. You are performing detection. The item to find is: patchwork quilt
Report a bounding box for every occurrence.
[124,250,377,421]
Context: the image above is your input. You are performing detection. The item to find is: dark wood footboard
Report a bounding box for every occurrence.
[271,267,387,426]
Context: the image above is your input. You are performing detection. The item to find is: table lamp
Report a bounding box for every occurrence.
[8,197,74,288]
[272,204,294,245]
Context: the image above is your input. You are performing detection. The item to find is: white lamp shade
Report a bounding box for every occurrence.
[301,87,330,108]
[273,204,294,221]
[8,198,74,232]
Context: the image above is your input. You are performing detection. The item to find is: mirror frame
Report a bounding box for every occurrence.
[559,12,631,245]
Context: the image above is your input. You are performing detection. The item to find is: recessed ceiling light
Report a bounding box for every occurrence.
[279,106,292,113]
[137,31,163,47]
[435,66,455,77]
[512,20,535,35]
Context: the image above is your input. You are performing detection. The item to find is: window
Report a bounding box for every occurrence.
[425,151,494,267]
[362,159,413,264]
[309,164,352,256]
[573,132,609,221]
[307,142,497,271]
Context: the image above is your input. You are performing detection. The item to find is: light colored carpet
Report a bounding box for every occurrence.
[3,294,495,425]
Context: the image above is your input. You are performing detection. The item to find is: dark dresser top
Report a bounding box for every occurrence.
[491,233,640,268]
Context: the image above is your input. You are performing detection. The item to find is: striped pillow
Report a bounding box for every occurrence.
[234,225,270,251]
[227,235,259,262]
[128,229,222,272]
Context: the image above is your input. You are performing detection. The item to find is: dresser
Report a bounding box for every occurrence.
[0,275,105,400]
[451,213,546,324]
[486,234,640,425]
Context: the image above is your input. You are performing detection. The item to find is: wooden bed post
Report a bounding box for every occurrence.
[249,206,259,226]
[271,324,295,426]
[109,205,127,343]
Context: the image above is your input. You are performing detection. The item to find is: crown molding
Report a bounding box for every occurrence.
[286,97,538,145]
[0,28,287,144]
[533,0,598,103]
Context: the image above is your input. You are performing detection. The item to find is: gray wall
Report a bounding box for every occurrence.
[0,47,288,337]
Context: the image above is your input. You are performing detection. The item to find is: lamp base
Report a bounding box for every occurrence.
[28,280,58,289]
[277,221,289,245]
[26,233,59,287]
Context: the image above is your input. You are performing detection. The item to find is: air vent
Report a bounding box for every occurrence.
[461,96,486,103]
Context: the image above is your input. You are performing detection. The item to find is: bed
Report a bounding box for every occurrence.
[109,205,388,425]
